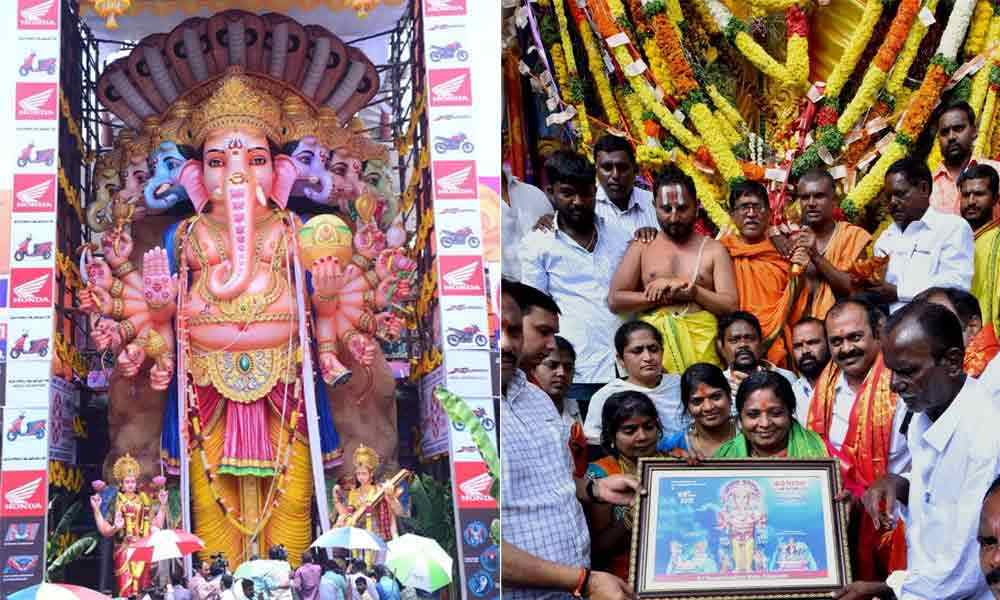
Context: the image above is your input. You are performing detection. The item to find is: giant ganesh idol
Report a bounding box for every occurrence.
[81,11,414,572]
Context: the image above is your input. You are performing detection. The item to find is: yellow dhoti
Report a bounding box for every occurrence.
[190,401,314,567]
[641,308,721,374]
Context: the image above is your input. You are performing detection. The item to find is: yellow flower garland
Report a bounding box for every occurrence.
[750,0,804,10]
[826,0,884,98]
[970,15,1000,116]
[837,66,888,134]
[549,43,571,99]
[552,0,591,145]
[616,48,702,151]
[734,31,795,83]
[615,86,647,140]
[887,0,941,96]
[976,84,998,157]
[964,0,993,58]
[716,108,743,146]
[677,151,734,232]
[575,9,624,127]
[643,38,675,97]
[689,103,744,181]
[845,141,909,210]
[665,0,684,24]
[707,85,748,132]
[787,33,810,86]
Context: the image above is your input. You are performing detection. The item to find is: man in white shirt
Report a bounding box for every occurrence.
[716,311,797,410]
[868,157,974,313]
[500,278,639,600]
[837,302,1000,600]
[789,317,830,420]
[503,169,554,281]
[520,150,630,412]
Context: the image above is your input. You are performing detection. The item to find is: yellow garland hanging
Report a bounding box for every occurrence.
[964,0,994,58]
[970,15,1000,116]
[642,38,674,98]
[573,8,624,127]
[734,32,795,84]
[990,100,1000,157]
[552,0,592,145]
[54,333,88,379]
[688,103,744,181]
[60,89,94,164]
[845,141,909,210]
[715,109,743,146]
[614,86,648,143]
[750,0,805,11]
[826,0,884,98]
[676,151,734,232]
[665,0,685,24]
[56,250,82,291]
[887,0,942,97]
[548,43,571,104]
[975,83,998,157]
[706,85,748,132]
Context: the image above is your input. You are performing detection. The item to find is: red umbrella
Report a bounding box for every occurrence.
[8,583,111,599]
[128,528,204,562]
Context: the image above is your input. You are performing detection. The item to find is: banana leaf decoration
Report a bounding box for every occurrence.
[47,534,99,576]
[433,386,500,499]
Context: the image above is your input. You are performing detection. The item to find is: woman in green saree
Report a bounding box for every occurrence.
[715,370,827,458]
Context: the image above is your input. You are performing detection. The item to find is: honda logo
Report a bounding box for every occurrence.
[15,83,57,120]
[455,462,495,508]
[433,160,477,200]
[424,0,467,17]
[439,256,484,296]
[429,69,472,107]
[9,268,53,308]
[1,472,46,517]
[18,0,57,30]
[13,174,56,212]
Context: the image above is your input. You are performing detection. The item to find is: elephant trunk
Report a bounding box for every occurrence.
[304,171,334,204]
[87,187,115,232]
[205,173,258,300]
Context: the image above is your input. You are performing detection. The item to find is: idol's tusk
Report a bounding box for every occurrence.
[256,184,268,207]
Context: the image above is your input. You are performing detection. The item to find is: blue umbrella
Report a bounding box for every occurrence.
[312,526,387,551]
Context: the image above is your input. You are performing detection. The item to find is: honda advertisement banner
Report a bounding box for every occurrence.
[0,0,59,592]
[422,0,500,598]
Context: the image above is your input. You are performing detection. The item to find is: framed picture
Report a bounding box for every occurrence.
[629,458,850,599]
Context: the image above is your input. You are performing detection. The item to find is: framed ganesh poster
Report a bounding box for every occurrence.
[629,459,850,599]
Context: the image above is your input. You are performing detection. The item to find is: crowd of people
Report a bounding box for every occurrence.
[500,101,1000,600]
[126,548,405,600]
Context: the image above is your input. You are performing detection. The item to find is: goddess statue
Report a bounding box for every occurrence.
[90,453,168,597]
[334,445,406,564]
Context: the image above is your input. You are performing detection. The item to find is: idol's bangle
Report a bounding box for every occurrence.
[110,299,125,320]
[118,321,136,343]
[113,261,137,278]
[317,341,338,353]
[109,278,124,298]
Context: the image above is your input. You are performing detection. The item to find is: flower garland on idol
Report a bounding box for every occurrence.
[968,4,1000,117]
[552,0,592,146]
[567,0,625,129]
[791,0,919,176]
[700,0,810,89]
[843,0,979,218]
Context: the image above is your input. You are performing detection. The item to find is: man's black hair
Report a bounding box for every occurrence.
[937,101,977,130]
[544,149,596,190]
[913,286,983,327]
[729,180,770,211]
[501,278,561,316]
[886,156,933,190]
[717,311,763,340]
[554,335,576,360]
[593,134,636,165]
[826,296,883,337]
[797,167,836,191]
[957,162,1000,198]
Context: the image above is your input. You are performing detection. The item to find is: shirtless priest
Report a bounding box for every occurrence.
[608,167,738,374]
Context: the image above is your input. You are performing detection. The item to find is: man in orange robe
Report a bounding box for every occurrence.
[786,169,871,320]
[808,298,908,580]
[720,181,809,368]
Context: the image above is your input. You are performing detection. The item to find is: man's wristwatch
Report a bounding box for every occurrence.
[586,479,607,504]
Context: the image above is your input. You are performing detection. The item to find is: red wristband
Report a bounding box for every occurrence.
[573,568,590,598]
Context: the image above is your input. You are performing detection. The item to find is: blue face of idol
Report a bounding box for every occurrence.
[144,141,189,210]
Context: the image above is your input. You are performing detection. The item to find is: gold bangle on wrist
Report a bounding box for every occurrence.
[317,341,337,353]
[113,262,136,278]
[118,320,136,343]
[110,299,125,320]
[109,278,124,298]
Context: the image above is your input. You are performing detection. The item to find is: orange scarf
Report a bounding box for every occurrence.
[965,323,1000,377]
[720,234,807,367]
[807,223,872,320]
[806,353,906,580]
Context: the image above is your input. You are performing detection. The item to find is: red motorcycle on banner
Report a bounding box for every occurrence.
[17,143,56,167]
[446,324,488,347]
[14,235,53,261]
[9,332,48,359]
[19,52,56,77]
[439,227,480,249]
[6,414,46,442]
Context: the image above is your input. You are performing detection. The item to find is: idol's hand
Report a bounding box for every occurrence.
[86,258,114,290]
[347,333,376,367]
[142,247,177,319]
[149,359,173,391]
[118,343,146,378]
[101,231,133,265]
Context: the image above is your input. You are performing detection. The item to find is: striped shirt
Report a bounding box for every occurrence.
[502,370,589,600]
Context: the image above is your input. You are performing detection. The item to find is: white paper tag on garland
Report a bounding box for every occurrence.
[546,104,578,126]
[625,60,647,77]
[918,6,936,26]
[606,32,629,48]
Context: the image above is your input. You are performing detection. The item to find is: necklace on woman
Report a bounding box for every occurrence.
[689,418,737,457]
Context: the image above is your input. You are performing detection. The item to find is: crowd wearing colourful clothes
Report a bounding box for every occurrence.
[500,102,1000,600]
